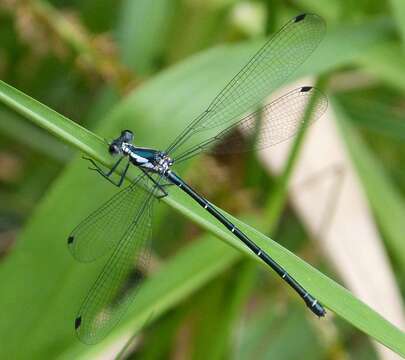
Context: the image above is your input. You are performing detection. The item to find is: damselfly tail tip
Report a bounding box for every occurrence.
[305,294,326,317]
[313,303,326,317]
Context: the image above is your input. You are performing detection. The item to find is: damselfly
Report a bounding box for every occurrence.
[68,13,328,344]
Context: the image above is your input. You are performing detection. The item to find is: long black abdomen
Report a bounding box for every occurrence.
[165,170,325,317]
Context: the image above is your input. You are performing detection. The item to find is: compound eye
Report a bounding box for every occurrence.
[109,143,120,155]
[121,130,134,142]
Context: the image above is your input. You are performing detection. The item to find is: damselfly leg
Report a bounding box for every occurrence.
[139,168,175,199]
[83,156,130,187]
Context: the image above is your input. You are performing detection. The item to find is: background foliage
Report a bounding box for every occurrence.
[0,0,404,359]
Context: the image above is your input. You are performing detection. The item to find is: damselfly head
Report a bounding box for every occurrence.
[121,130,134,143]
[109,143,121,155]
[109,130,134,155]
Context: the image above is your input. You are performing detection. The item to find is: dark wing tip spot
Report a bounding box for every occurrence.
[75,316,82,330]
[294,13,306,23]
[67,236,74,245]
[300,86,312,92]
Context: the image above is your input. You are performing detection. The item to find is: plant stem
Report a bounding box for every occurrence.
[265,76,329,233]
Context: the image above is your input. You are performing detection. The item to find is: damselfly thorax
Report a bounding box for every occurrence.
[109,130,174,174]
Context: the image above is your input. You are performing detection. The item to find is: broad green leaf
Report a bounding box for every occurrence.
[334,99,405,273]
[356,42,405,93]
[337,91,405,142]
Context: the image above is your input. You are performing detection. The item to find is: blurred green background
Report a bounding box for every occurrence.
[0,0,404,359]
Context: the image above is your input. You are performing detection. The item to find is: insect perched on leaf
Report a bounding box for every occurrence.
[68,13,327,344]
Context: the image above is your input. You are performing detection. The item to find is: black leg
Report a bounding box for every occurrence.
[115,161,130,187]
[156,188,168,199]
[100,161,129,187]
[83,156,129,187]
[140,169,168,199]
[155,183,174,199]
[83,156,124,177]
